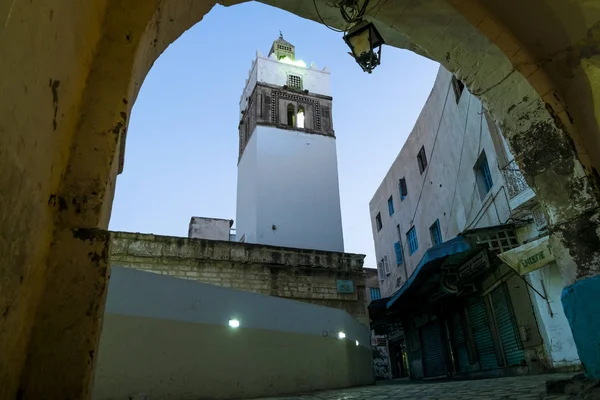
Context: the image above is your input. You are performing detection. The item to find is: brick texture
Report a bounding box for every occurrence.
[110,232,368,323]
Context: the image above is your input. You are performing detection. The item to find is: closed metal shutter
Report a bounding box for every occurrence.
[450,312,470,373]
[420,320,447,378]
[468,296,498,371]
[491,284,525,366]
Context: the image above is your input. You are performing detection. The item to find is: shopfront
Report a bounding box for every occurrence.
[369,225,547,380]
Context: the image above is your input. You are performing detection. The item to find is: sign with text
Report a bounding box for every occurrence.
[458,251,490,280]
[336,280,355,293]
[498,236,554,275]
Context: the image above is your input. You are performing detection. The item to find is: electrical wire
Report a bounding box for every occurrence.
[313,0,345,33]
[410,79,452,225]
[444,87,472,238]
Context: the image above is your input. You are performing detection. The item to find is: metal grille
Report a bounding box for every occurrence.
[472,229,519,255]
[287,74,302,89]
[501,160,531,199]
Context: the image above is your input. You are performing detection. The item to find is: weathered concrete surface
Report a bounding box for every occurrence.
[1,0,599,397]
[110,231,368,323]
[258,373,575,400]
[93,267,373,399]
[19,229,111,399]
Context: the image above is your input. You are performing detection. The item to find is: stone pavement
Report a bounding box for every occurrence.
[258,374,574,400]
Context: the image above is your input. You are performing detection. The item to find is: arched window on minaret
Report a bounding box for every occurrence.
[287,104,295,127]
[296,106,305,129]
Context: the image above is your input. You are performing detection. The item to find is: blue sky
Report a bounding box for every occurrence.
[108,2,439,267]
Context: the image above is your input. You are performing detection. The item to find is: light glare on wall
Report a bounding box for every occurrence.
[338,331,346,339]
[355,340,359,346]
[228,319,240,328]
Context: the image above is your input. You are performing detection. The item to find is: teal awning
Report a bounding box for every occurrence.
[386,236,473,310]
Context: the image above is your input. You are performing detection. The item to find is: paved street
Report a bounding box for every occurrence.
[258,374,574,400]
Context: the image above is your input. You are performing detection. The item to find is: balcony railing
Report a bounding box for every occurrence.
[501,160,530,199]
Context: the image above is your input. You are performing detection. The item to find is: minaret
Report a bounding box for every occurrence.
[235,34,344,253]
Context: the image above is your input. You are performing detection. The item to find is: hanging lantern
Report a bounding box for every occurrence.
[343,19,384,73]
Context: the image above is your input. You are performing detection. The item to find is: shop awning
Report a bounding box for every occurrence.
[386,236,473,310]
[498,235,554,275]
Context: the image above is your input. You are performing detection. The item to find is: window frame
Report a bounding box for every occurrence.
[388,195,395,216]
[287,74,303,90]
[370,287,381,301]
[394,241,403,265]
[451,76,465,104]
[383,255,391,275]
[429,219,443,246]
[399,177,407,201]
[375,212,383,232]
[417,146,428,174]
[474,150,494,200]
[407,226,419,255]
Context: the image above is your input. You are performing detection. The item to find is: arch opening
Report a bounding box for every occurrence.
[3,0,600,398]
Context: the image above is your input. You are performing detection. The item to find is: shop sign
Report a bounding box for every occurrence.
[336,280,354,293]
[498,236,554,275]
[458,251,490,280]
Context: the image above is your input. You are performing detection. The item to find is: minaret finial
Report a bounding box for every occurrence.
[279,30,283,38]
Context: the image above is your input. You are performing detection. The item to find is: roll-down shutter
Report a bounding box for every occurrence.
[468,296,498,371]
[450,311,470,373]
[491,284,525,366]
[420,320,447,378]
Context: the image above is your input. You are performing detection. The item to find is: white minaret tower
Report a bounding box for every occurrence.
[235,34,344,252]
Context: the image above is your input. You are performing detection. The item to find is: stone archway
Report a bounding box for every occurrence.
[1,0,599,398]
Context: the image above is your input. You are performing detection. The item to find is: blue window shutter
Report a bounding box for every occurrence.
[482,160,493,192]
[431,220,443,246]
[407,227,419,255]
[370,288,381,301]
[388,196,394,216]
[394,241,403,265]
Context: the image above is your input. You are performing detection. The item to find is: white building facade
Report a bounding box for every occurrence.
[235,35,344,252]
[369,66,579,375]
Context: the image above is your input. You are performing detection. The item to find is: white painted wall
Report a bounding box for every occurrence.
[236,125,344,253]
[188,217,231,241]
[236,133,258,244]
[516,224,580,369]
[240,56,331,113]
[527,263,581,368]
[370,65,580,370]
[369,67,511,297]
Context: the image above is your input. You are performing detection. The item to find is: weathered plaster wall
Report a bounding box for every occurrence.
[236,126,345,253]
[515,223,581,370]
[110,231,366,323]
[370,67,511,297]
[93,267,373,399]
[528,263,581,370]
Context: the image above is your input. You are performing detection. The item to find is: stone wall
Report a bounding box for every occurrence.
[110,231,368,323]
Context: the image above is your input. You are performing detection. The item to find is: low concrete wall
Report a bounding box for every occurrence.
[110,231,368,324]
[93,267,374,400]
